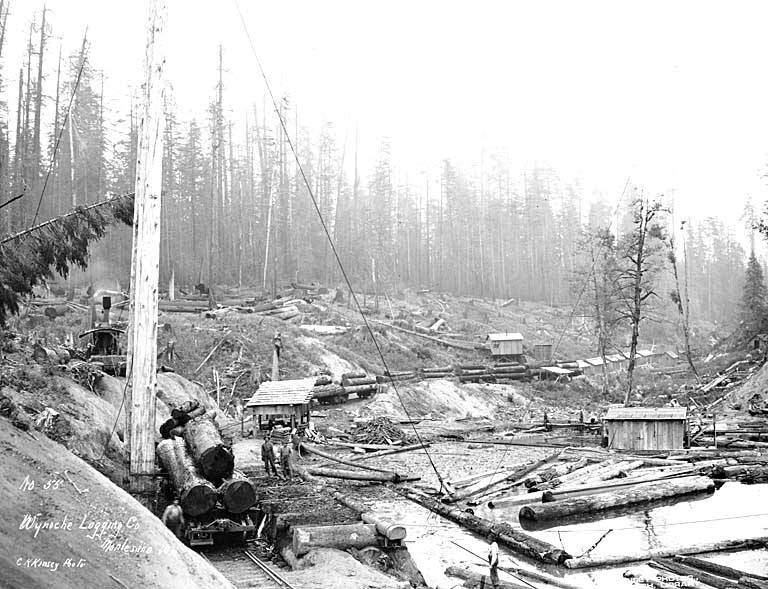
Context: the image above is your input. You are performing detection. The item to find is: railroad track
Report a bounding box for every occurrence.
[202,547,300,589]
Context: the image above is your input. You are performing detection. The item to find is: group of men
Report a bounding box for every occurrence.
[261,429,301,478]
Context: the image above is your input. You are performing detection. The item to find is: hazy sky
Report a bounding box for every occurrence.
[6,0,768,233]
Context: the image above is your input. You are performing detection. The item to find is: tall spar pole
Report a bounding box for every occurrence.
[127,0,165,501]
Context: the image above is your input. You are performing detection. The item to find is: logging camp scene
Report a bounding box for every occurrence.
[5,1,768,589]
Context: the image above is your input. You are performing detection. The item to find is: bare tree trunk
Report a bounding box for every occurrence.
[669,233,699,381]
[31,6,46,187]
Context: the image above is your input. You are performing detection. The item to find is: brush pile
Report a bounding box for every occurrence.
[353,416,413,445]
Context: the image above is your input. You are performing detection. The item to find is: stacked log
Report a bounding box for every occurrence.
[380,370,418,382]
[312,384,347,405]
[157,438,218,517]
[314,374,333,386]
[493,362,528,381]
[341,372,377,398]
[457,364,494,383]
[422,366,453,379]
[183,415,234,482]
[217,470,257,514]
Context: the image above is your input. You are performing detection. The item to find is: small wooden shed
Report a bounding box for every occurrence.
[603,406,688,451]
[533,343,553,362]
[487,332,523,357]
[245,377,315,431]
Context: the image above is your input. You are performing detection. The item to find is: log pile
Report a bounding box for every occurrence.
[341,372,378,399]
[156,438,218,517]
[421,365,453,379]
[353,416,414,445]
[312,384,347,405]
[155,387,255,519]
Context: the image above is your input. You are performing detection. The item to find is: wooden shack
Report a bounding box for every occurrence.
[245,377,315,431]
[603,406,688,451]
[487,332,524,357]
[533,343,553,362]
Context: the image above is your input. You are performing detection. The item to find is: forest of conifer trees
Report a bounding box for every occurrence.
[0,2,761,341]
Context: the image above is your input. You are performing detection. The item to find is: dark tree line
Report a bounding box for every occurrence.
[0,6,761,351]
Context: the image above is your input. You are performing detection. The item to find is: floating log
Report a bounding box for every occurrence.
[305,467,418,482]
[217,470,257,514]
[526,458,590,490]
[400,489,570,565]
[157,438,217,517]
[183,416,234,482]
[444,566,529,589]
[622,570,681,589]
[543,468,700,502]
[520,475,715,521]
[292,523,379,557]
[650,559,737,589]
[564,538,768,569]
[301,443,397,474]
[675,555,768,582]
[348,443,430,462]
[446,450,562,503]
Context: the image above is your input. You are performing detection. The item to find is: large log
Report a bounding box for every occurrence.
[217,470,257,514]
[157,438,218,517]
[649,559,737,589]
[312,384,346,399]
[543,468,700,502]
[564,538,768,569]
[370,319,477,350]
[400,489,570,565]
[342,384,378,396]
[348,443,431,462]
[292,523,378,557]
[675,555,768,582]
[183,416,234,482]
[520,475,715,521]
[446,450,562,503]
[306,467,418,482]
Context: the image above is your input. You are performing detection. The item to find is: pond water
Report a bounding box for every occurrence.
[365,482,768,588]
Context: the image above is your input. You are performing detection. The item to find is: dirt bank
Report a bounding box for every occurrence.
[0,415,232,589]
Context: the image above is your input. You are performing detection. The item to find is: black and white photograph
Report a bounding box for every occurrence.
[1,1,768,587]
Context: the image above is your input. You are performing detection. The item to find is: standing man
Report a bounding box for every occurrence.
[487,536,499,589]
[261,434,277,476]
[281,443,294,479]
[291,428,302,458]
[162,499,185,540]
